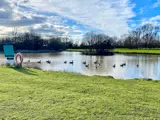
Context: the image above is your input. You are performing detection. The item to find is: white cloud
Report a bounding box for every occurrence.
[0,0,136,40]
[29,23,69,37]
[150,16,160,21]
[20,0,135,37]
[152,0,160,8]
[26,15,73,38]
[139,6,148,15]
[0,26,13,37]
[0,26,28,38]
[28,18,85,40]
[0,0,12,19]
[71,34,83,40]
[130,23,137,28]
[0,0,46,27]
[141,15,160,26]
[0,8,6,12]
[0,0,84,40]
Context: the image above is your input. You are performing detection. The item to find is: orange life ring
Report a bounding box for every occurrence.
[15,53,24,65]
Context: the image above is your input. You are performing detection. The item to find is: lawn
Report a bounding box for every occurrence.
[67,48,160,54]
[0,67,160,119]
[113,48,160,54]
[67,49,87,52]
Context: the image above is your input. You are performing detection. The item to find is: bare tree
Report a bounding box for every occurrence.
[120,24,160,48]
[83,32,114,53]
[11,28,19,43]
[140,24,160,48]
[83,32,95,52]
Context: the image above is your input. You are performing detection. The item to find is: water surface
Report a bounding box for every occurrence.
[1,52,160,80]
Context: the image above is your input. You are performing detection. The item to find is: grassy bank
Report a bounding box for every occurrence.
[67,48,160,55]
[15,50,63,53]
[67,49,87,52]
[0,67,160,119]
[113,48,160,54]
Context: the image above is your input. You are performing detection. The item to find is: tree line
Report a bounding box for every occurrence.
[77,23,160,52]
[0,31,74,51]
[115,24,160,48]
[81,32,114,53]
[0,23,160,52]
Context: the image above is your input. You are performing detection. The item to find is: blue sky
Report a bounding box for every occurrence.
[130,0,160,27]
[0,0,160,41]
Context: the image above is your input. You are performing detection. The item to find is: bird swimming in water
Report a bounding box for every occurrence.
[85,64,89,68]
[113,64,116,68]
[120,63,126,67]
[94,61,100,66]
[94,61,98,64]
[122,63,126,66]
[46,60,51,64]
[96,66,98,69]
[69,60,74,64]
[37,60,41,64]
[120,64,124,67]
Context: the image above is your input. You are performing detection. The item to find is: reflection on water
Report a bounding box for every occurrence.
[1,52,160,80]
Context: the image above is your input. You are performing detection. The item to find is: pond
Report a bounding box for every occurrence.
[1,52,160,80]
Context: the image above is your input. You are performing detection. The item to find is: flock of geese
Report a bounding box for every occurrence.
[27,60,51,64]
[64,60,73,64]
[113,63,139,68]
[27,59,139,68]
[64,60,101,68]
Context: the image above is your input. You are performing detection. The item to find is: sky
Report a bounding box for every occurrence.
[0,0,160,41]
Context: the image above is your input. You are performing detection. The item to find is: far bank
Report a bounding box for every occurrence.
[67,48,160,55]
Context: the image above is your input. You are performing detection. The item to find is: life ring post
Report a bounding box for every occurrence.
[15,53,24,66]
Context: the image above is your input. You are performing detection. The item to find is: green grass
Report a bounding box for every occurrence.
[66,49,87,52]
[113,48,160,54]
[0,67,160,119]
[67,48,160,55]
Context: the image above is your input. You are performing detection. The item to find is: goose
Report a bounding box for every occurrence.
[46,60,51,64]
[94,61,100,66]
[83,61,86,64]
[64,61,67,64]
[85,64,89,68]
[120,63,126,67]
[113,64,116,68]
[37,60,41,64]
[69,60,74,64]
[120,64,124,67]
[123,63,126,66]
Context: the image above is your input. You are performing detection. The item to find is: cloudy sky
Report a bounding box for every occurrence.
[0,0,160,40]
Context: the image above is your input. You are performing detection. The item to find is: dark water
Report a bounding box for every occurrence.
[1,52,160,80]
